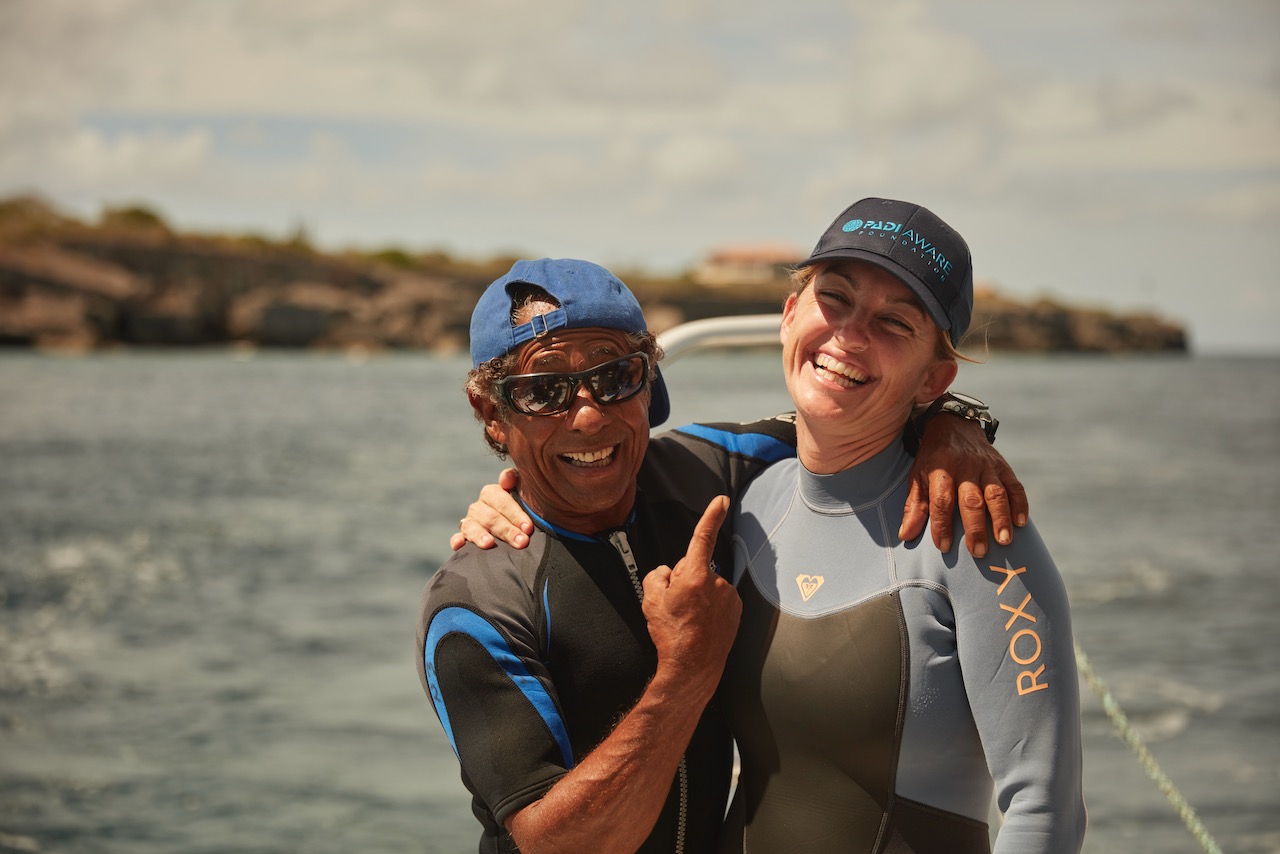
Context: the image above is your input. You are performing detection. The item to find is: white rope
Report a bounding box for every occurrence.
[1074,642,1223,854]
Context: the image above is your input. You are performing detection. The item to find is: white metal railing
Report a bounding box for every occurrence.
[656,314,782,364]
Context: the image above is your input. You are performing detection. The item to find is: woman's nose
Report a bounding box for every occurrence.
[835,312,870,351]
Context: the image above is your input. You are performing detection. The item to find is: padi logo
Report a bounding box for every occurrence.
[841,218,952,279]
[843,218,901,234]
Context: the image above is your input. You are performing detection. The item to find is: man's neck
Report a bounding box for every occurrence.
[517,493,635,538]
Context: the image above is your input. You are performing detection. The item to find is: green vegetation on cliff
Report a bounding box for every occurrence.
[0,196,1187,354]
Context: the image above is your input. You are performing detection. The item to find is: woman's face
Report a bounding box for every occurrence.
[780,260,957,451]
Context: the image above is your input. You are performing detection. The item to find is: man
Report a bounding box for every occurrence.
[417,258,1022,853]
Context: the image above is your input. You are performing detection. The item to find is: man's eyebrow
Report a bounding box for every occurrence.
[528,354,567,371]
[528,344,621,370]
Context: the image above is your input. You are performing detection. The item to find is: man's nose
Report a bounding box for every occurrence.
[564,384,607,431]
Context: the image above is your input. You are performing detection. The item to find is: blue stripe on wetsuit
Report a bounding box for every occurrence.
[424,606,575,769]
[542,579,552,660]
[673,423,796,463]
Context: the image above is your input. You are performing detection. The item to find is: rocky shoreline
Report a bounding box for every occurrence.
[0,197,1187,355]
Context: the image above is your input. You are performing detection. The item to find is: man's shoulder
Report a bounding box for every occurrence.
[424,534,553,612]
[651,414,798,463]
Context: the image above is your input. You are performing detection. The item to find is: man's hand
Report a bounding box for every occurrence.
[900,415,1029,558]
[642,496,741,700]
[450,468,534,551]
[504,495,740,854]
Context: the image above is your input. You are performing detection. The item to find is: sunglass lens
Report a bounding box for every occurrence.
[591,356,646,403]
[507,376,571,414]
[502,354,648,416]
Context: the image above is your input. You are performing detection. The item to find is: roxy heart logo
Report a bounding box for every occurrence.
[796,574,825,602]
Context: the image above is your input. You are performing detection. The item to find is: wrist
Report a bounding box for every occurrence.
[909,392,999,453]
[650,657,721,708]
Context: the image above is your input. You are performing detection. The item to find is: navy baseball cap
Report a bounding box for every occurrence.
[469,258,671,427]
[798,198,974,345]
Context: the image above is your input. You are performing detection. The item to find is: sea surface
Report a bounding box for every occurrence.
[1,349,1277,854]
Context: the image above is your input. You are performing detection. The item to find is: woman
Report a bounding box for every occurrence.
[719,197,1084,852]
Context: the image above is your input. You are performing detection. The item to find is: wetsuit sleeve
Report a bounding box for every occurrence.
[417,546,571,826]
[953,522,1087,853]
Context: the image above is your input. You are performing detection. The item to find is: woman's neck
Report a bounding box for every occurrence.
[795,414,904,474]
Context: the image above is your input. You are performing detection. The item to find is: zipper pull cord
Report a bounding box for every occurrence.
[605,530,689,854]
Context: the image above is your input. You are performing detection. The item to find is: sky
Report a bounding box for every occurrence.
[1,0,1277,354]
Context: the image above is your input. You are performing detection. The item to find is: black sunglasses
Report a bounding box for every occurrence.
[498,352,651,416]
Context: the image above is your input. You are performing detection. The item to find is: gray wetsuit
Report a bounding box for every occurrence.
[722,440,1086,853]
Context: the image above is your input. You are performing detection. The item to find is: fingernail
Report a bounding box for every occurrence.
[997,529,1011,545]
[1016,514,1027,527]
[939,537,952,553]
[973,544,987,558]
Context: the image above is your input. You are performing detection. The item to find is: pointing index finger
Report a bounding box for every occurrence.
[681,495,729,576]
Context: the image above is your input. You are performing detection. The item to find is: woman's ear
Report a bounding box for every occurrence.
[916,358,959,406]
[780,292,799,344]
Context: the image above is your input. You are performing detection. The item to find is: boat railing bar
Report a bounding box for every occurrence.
[656,314,782,365]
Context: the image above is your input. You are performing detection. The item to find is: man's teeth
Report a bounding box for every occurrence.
[814,354,869,388]
[563,447,616,467]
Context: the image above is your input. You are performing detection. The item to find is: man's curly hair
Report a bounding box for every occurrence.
[466,285,663,457]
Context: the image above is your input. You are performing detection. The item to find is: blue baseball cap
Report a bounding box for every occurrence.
[469,258,671,427]
[798,197,974,346]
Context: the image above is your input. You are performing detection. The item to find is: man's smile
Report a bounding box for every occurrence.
[560,445,619,468]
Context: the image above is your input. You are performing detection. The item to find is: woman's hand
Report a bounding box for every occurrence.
[449,467,535,550]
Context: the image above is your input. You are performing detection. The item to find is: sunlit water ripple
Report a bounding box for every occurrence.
[1,350,1276,853]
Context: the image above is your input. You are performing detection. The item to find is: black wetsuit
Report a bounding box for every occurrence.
[417,418,796,854]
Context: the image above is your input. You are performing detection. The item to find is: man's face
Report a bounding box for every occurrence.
[482,326,651,533]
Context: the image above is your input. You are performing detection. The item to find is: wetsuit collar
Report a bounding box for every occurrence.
[517,495,637,542]
[797,440,913,514]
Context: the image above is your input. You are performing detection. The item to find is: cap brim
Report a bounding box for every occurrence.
[648,365,671,428]
[798,249,952,334]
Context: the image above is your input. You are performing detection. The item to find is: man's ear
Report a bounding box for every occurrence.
[469,392,508,449]
[916,358,959,406]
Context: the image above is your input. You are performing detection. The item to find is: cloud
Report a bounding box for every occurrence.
[0,124,212,202]
[842,5,1002,134]
[0,0,1277,349]
[650,135,745,187]
[1000,80,1279,172]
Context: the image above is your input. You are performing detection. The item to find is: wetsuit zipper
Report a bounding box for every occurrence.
[607,529,688,854]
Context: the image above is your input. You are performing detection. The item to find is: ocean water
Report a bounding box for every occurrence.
[0,349,1277,854]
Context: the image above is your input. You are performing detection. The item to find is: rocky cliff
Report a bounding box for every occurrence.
[0,196,1187,355]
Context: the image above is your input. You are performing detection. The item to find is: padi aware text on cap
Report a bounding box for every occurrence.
[799,198,974,345]
[469,258,671,427]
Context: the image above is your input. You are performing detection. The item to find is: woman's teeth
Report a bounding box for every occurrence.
[814,353,868,388]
